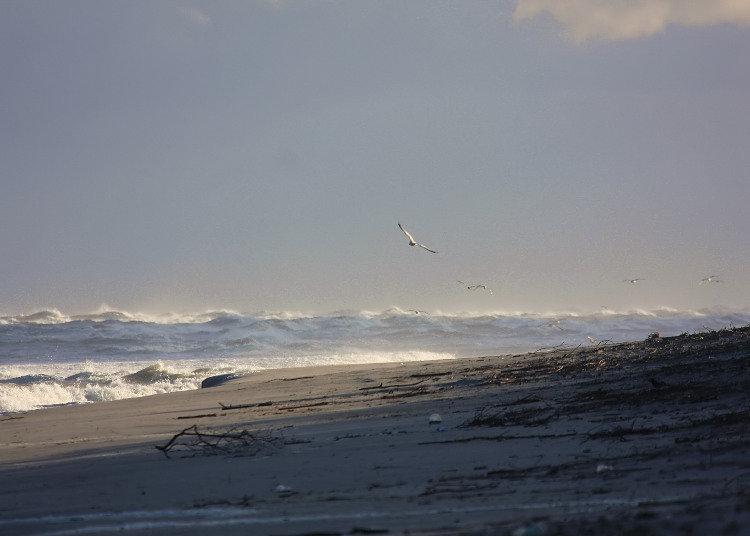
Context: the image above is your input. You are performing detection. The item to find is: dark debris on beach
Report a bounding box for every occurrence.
[462,325,750,419]
[483,324,750,382]
[435,326,750,536]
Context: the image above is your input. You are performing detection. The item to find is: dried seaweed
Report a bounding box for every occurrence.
[461,402,559,428]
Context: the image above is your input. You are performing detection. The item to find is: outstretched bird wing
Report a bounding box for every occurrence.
[416,242,437,254]
[398,222,415,243]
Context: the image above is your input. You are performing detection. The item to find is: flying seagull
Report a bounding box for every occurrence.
[457,280,493,294]
[700,275,722,284]
[398,222,437,253]
[406,309,429,315]
[623,278,644,284]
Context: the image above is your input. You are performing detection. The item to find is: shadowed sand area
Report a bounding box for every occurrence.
[1,327,749,535]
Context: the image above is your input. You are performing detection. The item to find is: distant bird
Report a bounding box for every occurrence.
[398,222,437,253]
[541,319,564,330]
[457,280,492,294]
[406,309,429,315]
[700,275,722,284]
[587,336,598,344]
[623,278,644,284]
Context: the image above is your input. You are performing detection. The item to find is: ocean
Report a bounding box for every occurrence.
[2,306,748,413]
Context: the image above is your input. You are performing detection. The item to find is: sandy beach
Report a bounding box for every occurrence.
[1,326,749,535]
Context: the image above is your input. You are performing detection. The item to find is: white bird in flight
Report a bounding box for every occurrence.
[623,278,644,284]
[398,222,437,253]
[457,280,493,294]
[700,275,722,284]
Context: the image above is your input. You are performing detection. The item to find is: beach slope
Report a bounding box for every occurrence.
[1,326,749,535]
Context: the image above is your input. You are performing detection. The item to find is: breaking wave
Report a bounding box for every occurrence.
[2,306,748,412]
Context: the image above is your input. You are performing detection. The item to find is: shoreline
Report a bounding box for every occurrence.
[4,307,750,415]
[1,327,749,535]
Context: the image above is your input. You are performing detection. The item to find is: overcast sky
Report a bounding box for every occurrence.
[2,0,749,316]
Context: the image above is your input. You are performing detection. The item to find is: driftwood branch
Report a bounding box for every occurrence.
[219,401,273,410]
[176,413,217,420]
[155,424,283,458]
[358,378,426,391]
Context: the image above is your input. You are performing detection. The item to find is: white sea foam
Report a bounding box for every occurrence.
[2,306,748,413]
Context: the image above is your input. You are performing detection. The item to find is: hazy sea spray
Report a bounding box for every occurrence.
[2,306,749,412]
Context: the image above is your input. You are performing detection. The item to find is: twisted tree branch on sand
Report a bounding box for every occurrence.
[155,424,284,458]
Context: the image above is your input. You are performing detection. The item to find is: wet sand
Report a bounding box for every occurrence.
[1,326,749,535]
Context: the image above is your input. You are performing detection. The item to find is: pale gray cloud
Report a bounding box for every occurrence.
[514,0,750,42]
